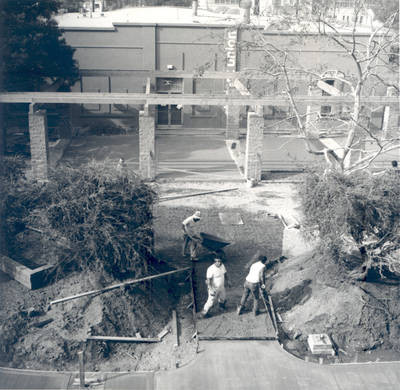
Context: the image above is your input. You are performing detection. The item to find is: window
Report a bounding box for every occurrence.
[156,78,183,126]
[156,78,183,93]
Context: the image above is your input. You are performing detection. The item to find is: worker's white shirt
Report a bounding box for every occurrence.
[182,215,198,236]
[246,261,265,283]
[206,264,226,289]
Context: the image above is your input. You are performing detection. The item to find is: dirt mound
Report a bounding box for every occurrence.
[0,268,195,371]
[269,251,400,361]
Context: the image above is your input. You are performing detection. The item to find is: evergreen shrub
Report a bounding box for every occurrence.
[299,168,400,275]
[3,160,157,279]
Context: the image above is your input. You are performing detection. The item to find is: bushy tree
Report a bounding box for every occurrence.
[237,0,398,174]
[299,168,400,279]
[0,0,79,91]
[4,160,157,279]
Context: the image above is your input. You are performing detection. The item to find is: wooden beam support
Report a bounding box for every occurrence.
[0,92,397,106]
[78,70,398,83]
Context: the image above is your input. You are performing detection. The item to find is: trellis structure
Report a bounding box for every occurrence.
[0,87,398,181]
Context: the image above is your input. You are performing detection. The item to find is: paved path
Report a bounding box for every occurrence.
[0,367,72,389]
[2,341,400,389]
[156,341,400,390]
[60,133,324,180]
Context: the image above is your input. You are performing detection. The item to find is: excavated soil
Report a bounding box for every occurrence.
[1,178,400,371]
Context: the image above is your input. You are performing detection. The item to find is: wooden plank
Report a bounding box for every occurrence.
[317,80,341,96]
[0,254,53,290]
[267,294,279,337]
[50,267,191,306]
[172,310,179,347]
[157,327,171,340]
[79,69,399,83]
[87,336,159,343]
[159,187,239,202]
[198,336,277,340]
[0,92,397,105]
[78,351,85,389]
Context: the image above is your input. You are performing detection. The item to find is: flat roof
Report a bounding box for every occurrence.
[55,6,380,33]
[55,6,240,28]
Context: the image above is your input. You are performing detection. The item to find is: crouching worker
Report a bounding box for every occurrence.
[182,211,202,261]
[200,258,230,318]
[237,255,267,316]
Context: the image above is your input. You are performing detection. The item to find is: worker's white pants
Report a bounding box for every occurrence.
[203,286,226,313]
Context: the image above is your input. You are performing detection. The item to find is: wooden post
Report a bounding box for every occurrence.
[78,350,85,388]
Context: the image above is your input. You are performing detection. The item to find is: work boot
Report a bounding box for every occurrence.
[236,306,243,316]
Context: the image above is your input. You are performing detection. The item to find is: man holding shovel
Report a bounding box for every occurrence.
[237,255,267,316]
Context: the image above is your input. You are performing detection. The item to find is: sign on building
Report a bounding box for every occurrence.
[225,28,238,72]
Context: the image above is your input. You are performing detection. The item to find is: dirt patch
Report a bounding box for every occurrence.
[269,251,400,363]
[0,267,197,372]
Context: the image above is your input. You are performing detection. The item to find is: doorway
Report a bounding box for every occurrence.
[157,104,182,125]
[156,78,183,127]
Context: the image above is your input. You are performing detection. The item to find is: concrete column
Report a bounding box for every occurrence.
[244,112,264,182]
[139,108,156,180]
[382,87,398,139]
[28,104,49,181]
[240,1,251,24]
[305,86,321,137]
[225,105,241,139]
[192,1,198,16]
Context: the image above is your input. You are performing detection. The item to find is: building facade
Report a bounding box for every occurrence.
[59,18,395,136]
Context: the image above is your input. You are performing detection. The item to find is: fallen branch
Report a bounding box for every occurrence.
[87,336,159,343]
[50,267,191,306]
[159,187,239,202]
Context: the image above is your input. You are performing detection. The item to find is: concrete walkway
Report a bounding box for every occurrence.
[2,341,400,389]
[156,341,400,390]
[0,367,73,389]
[60,133,324,180]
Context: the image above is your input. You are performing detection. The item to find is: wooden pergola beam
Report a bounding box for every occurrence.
[78,69,398,83]
[0,92,397,105]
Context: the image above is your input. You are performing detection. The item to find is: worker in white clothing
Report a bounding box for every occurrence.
[200,257,230,318]
[237,255,267,316]
[182,211,202,261]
